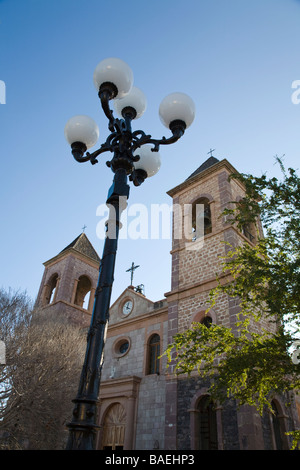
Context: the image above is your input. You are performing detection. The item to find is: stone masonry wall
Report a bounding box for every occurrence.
[177,376,240,450]
[100,290,168,450]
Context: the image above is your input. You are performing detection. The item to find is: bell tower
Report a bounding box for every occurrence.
[166,156,255,334]
[164,156,285,450]
[36,233,100,327]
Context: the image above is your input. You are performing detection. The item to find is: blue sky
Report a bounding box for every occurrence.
[0,0,299,305]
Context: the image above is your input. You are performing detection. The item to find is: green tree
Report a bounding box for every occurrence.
[165,157,300,445]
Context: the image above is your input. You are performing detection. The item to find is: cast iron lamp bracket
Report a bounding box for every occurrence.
[71,89,187,187]
[65,59,196,188]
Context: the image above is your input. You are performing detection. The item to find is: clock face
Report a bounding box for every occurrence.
[122,300,133,315]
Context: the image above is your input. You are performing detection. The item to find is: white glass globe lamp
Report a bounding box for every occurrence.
[64,115,99,149]
[133,145,161,177]
[159,92,195,129]
[93,58,133,99]
[114,86,147,119]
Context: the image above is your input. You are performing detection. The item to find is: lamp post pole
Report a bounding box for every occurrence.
[64,58,195,450]
[66,168,129,450]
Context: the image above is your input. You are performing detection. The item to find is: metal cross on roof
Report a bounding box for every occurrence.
[126,262,140,286]
[82,224,87,233]
[207,148,216,158]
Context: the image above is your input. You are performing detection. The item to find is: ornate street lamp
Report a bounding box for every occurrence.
[64,57,195,450]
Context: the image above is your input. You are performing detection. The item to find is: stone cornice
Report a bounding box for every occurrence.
[106,306,168,336]
[43,247,100,269]
[164,271,232,303]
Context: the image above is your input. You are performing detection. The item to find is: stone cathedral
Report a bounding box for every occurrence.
[36,156,300,450]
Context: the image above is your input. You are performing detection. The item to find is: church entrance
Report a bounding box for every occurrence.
[196,395,218,450]
[102,403,126,450]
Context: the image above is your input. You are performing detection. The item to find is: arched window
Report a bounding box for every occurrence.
[192,198,212,240]
[147,334,160,375]
[196,395,218,450]
[242,223,255,243]
[201,315,212,328]
[191,309,216,327]
[74,275,92,309]
[44,273,59,305]
[237,198,257,243]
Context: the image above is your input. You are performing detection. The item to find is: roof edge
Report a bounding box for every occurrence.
[43,233,100,266]
[43,246,100,268]
[167,158,242,197]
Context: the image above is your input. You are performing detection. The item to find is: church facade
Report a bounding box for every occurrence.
[36,156,300,450]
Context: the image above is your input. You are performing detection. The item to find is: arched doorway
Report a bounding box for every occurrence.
[196,395,218,450]
[102,403,126,450]
[270,400,288,450]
